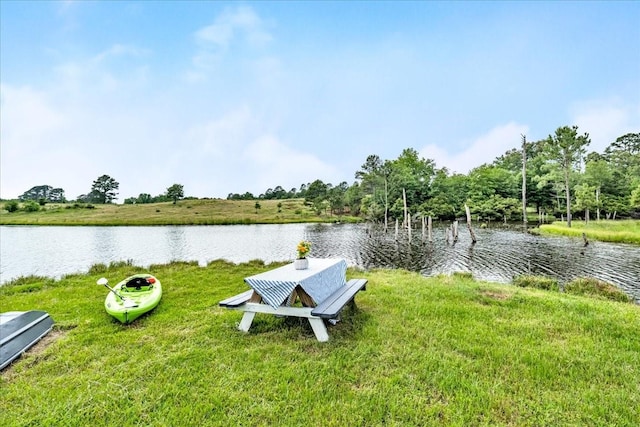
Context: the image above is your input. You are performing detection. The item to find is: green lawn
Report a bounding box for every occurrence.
[1,262,639,426]
[538,219,640,244]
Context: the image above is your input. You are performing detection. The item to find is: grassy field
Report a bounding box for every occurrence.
[0,199,360,226]
[538,219,640,244]
[1,262,639,426]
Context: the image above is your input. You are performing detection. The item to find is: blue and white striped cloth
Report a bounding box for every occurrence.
[244,258,347,309]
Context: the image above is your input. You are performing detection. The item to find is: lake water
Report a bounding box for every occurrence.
[1,223,639,302]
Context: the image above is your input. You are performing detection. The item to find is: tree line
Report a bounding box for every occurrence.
[9,176,185,212]
[8,127,639,227]
[233,128,639,227]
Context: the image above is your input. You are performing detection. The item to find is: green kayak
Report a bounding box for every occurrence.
[98,274,162,324]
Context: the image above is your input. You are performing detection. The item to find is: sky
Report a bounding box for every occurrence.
[1,1,639,201]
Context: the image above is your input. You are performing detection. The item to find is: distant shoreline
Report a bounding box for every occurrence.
[0,199,362,226]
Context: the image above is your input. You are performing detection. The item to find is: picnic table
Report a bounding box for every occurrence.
[219,258,367,342]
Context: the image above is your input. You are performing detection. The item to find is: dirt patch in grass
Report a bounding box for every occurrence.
[480,290,511,301]
[1,329,65,378]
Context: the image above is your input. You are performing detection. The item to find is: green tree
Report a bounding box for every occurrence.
[468,165,518,201]
[166,184,184,204]
[90,175,119,204]
[470,195,520,222]
[328,181,348,215]
[355,154,390,225]
[574,183,597,223]
[420,168,469,220]
[630,184,640,212]
[494,140,555,216]
[138,193,153,204]
[387,148,435,215]
[19,185,66,203]
[77,190,103,204]
[254,201,261,214]
[583,159,612,220]
[604,132,640,202]
[359,194,384,221]
[355,154,384,195]
[344,182,363,215]
[305,179,328,209]
[541,126,590,227]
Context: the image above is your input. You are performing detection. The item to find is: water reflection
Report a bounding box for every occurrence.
[93,227,118,261]
[349,225,639,301]
[1,224,638,302]
[166,226,188,261]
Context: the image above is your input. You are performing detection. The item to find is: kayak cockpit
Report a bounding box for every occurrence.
[123,276,156,291]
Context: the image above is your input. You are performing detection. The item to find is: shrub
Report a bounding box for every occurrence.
[88,263,109,274]
[109,259,136,269]
[453,271,473,280]
[23,200,40,212]
[513,275,559,291]
[5,275,51,287]
[5,200,19,212]
[565,277,632,303]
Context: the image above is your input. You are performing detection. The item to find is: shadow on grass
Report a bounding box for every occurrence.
[224,302,371,342]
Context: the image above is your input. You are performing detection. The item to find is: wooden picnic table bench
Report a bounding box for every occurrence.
[311,278,367,319]
[219,259,367,342]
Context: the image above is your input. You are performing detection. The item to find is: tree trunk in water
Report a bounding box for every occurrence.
[453,220,458,243]
[428,216,433,242]
[465,204,477,243]
[565,169,572,228]
[402,188,408,229]
[522,134,527,225]
[384,178,389,232]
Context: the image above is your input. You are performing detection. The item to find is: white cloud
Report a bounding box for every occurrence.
[196,6,271,49]
[185,106,255,158]
[570,99,640,153]
[174,107,339,198]
[190,5,272,75]
[0,84,92,199]
[243,135,341,193]
[0,84,65,145]
[52,43,149,95]
[420,122,529,173]
[92,44,149,63]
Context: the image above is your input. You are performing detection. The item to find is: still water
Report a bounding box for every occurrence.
[1,223,639,301]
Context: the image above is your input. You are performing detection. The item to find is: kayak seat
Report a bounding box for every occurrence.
[125,277,149,290]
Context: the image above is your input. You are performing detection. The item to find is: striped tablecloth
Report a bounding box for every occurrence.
[244,258,347,309]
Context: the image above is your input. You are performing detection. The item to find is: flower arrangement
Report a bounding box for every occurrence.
[296,240,311,259]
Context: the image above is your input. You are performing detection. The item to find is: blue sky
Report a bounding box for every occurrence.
[1,1,639,201]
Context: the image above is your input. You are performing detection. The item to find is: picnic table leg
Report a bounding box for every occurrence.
[308,318,329,342]
[238,312,256,332]
[296,286,316,307]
